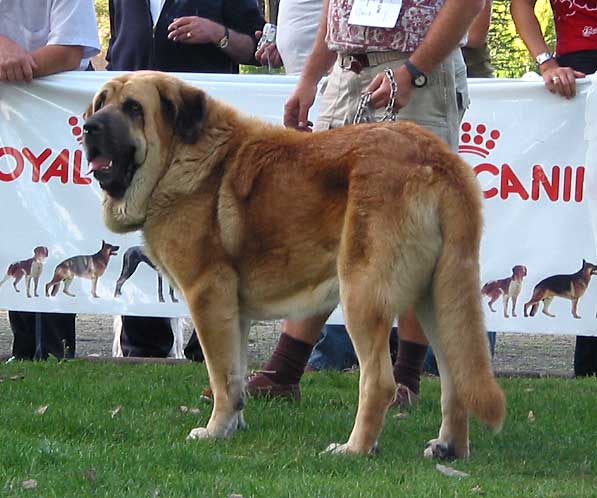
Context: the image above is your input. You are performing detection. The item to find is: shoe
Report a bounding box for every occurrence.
[392,382,419,409]
[246,371,301,401]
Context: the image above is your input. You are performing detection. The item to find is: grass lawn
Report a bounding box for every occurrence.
[0,361,595,498]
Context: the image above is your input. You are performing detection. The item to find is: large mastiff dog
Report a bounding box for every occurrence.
[83,71,505,458]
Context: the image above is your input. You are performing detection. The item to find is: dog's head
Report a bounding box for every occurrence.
[581,259,597,275]
[83,71,207,231]
[512,265,527,278]
[101,240,120,257]
[33,246,49,260]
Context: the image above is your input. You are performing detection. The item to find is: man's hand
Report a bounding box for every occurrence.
[168,17,225,45]
[539,60,585,99]
[283,80,317,131]
[365,64,413,112]
[254,30,283,68]
[0,35,38,83]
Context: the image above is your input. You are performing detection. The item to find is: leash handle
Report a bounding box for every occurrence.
[353,66,398,125]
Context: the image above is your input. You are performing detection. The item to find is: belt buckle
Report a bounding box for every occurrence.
[342,55,363,74]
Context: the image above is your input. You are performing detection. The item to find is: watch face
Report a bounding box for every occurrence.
[413,74,427,88]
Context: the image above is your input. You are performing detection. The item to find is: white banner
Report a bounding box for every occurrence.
[0,72,596,336]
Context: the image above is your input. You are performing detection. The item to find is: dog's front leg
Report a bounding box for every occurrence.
[186,277,247,441]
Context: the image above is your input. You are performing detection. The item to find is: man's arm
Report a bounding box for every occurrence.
[368,0,484,110]
[167,17,256,63]
[31,44,84,77]
[511,0,584,98]
[466,0,492,48]
[283,0,336,130]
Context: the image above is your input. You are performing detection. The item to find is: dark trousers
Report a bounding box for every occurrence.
[9,311,76,360]
[557,49,597,377]
[119,315,203,361]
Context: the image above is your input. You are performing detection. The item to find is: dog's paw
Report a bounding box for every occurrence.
[186,427,211,441]
[322,442,350,455]
[321,441,379,456]
[424,439,457,460]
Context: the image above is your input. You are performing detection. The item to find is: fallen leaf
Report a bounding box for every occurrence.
[35,405,49,415]
[228,494,244,498]
[524,387,534,392]
[528,410,536,423]
[179,405,189,413]
[199,395,213,403]
[393,412,409,420]
[471,485,484,494]
[435,464,470,478]
[10,375,25,381]
[110,406,122,418]
[21,479,38,490]
[84,468,97,483]
[189,408,201,415]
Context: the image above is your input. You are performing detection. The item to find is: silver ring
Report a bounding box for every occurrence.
[552,76,560,83]
[186,31,192,39]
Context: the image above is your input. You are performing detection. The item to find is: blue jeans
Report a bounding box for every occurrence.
[423,331,497,376]
[307,325,399,371]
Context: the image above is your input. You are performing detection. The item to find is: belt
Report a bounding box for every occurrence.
[338,51,406,74]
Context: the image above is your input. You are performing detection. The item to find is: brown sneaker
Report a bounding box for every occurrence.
[391,382,419,409]
[246,371,301,401]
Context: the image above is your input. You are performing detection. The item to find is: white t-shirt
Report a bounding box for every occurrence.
[277,0,323,75]
[149,0,166,27]
[0,0,100,69]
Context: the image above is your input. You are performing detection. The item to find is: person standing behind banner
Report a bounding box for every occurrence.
[106,0,264,359]
[512,0,597,377]
[0,0,100,360]
[246,0,484,404]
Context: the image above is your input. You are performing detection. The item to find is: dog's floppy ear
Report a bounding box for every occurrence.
[159,81,206,145]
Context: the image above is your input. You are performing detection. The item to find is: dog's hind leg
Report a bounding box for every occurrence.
[542,296,556,317]
[417,295,470,458]
[325,293,395,455]
[186,269,246,441]
[114,248,143,297]
[63,277,76,297]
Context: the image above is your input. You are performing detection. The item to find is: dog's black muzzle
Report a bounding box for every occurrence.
[83,111,138,199]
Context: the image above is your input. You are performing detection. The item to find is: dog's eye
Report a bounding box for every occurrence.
[94,91,107,112]
[123,99,144,117]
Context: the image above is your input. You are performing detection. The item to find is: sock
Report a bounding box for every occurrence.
[262,333,314,385]
[393,339,428,395]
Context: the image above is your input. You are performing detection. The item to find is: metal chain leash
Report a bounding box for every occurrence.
[353,66,398,125]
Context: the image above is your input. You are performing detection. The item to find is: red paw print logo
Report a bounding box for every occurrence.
[68,116,83,145]
[458,122,501,158]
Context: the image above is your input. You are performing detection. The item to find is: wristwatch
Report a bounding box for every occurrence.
[535,52,554,66]
[404,60,428,88]
[218,26,229,49]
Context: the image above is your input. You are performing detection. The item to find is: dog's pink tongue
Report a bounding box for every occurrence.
[87,157,112,174]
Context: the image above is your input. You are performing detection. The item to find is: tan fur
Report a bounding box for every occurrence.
[85,72,505,458]
[482,265,528,318]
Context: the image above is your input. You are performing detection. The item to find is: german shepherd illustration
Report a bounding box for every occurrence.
[0,246,49,298]
[45,241,119,298]
[482,265,528,318]
[524,260,597,319]
[114,245,178,302]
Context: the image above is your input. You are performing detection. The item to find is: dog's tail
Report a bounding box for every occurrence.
[430,167,506,432]
[0,269,11,288]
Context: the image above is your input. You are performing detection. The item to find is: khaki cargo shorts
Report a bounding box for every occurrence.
[315,49,469,152]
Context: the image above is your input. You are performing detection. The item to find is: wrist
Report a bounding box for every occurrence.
[538,58,558,75]
[216,24,229,48]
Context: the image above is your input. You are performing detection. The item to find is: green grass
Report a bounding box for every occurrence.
[0,361,595,498]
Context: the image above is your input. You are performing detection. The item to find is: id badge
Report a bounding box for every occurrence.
[348,0,403,28]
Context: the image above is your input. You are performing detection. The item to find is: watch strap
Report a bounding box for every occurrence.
[404,59,428,88]
[218,26,229,49]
